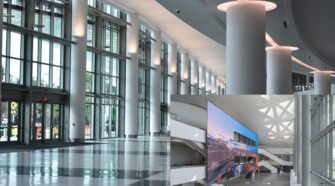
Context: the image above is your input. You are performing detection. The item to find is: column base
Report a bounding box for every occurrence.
[150,132,160,136]
[126,135,137,138]
[73,138,85,143]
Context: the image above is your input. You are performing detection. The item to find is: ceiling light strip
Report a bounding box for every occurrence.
[265,32,320,72]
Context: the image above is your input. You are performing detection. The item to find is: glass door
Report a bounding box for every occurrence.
[32,103,43,141]
[0,101,21,143]
[31,103,62,142]
[101,98,118,138]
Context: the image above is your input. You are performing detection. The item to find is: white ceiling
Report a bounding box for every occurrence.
[171,95,295,147]
[107,0,226,79]
[157,0,334,75]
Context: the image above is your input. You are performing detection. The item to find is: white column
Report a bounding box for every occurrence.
[168,43,177,75]
[206,70,212,94]
[211,75,217,94]
[150,30,161,135]
[125,12,140,137]
[216,79,220,94]
[168,42,177,100]
[313,71,333,95]
[192,60,199,95]
[167,42,177,133]
[301,95,311,186]
[296,95,302,183]
[200,66,206,95]
[218,1,276,94]
[266,46,297,94]
[69,0,87,141]
[182,52,190,95]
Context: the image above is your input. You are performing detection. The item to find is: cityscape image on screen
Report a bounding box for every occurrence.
[207,102,259,185]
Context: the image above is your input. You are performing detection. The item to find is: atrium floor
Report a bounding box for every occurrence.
[0,136,170,186]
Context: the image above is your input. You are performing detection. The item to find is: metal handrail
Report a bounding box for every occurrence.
[310,170,335,185]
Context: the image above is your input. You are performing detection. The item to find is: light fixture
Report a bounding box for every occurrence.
[217,1,277,12]
[266,46,299,52]
[310,71,335,75]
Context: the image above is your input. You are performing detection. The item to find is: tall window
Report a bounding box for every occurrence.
[176,52,184,95]
[160,40,169,133]
[189,60,194,94]
[160,41,169,104]
[2,0,24,84]
[138,24,151,135]
[32,0,65,89]
[85,1,125,139]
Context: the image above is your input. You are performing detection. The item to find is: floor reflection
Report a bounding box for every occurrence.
[0,136,170,186]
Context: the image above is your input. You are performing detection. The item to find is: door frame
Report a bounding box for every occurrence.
[30,102,63,144]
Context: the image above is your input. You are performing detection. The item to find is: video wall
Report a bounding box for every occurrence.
[207,102,259,185]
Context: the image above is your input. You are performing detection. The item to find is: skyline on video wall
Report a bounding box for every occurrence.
[207,102,258,153]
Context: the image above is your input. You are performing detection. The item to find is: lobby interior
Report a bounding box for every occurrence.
[1,0,335,185]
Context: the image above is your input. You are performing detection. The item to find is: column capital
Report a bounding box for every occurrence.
[218,1,277,12]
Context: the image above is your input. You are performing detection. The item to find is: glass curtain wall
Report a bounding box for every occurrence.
[160,40,168,133]
[85,0,126,139]
[2,0,24,85]
[190,60,196,95]
[176,52,184,95]
[138,23,151,135]
[2,0,68,143]
[310,96,334,185]
[32,0,65,89]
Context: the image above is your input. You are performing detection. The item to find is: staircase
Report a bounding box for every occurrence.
[259,161,277,173]
[259,148,293,166]
[179,138,207,157]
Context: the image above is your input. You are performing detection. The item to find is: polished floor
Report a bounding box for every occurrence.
[228,173,290,186]
[0,136,170,186]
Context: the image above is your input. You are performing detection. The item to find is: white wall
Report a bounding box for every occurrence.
[170,101,207,129]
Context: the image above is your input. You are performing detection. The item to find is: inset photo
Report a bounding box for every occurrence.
[170,95,295,186]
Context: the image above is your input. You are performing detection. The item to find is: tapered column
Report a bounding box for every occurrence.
[312,71,333,95]
[182,52,190,95]
[266,46,298,94]
[200,66,206,95]
[125,12,140,138]
[150,30,161,135]
[301,95,311,186]
[192,60,199,95]
[69,0,88,141]
[218,1,276,94]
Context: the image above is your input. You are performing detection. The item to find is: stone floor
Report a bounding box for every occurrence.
[227,173,290,186]
[0,136,170,186]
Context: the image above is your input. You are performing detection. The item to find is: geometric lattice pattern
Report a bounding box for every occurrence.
[259,96,295,140]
